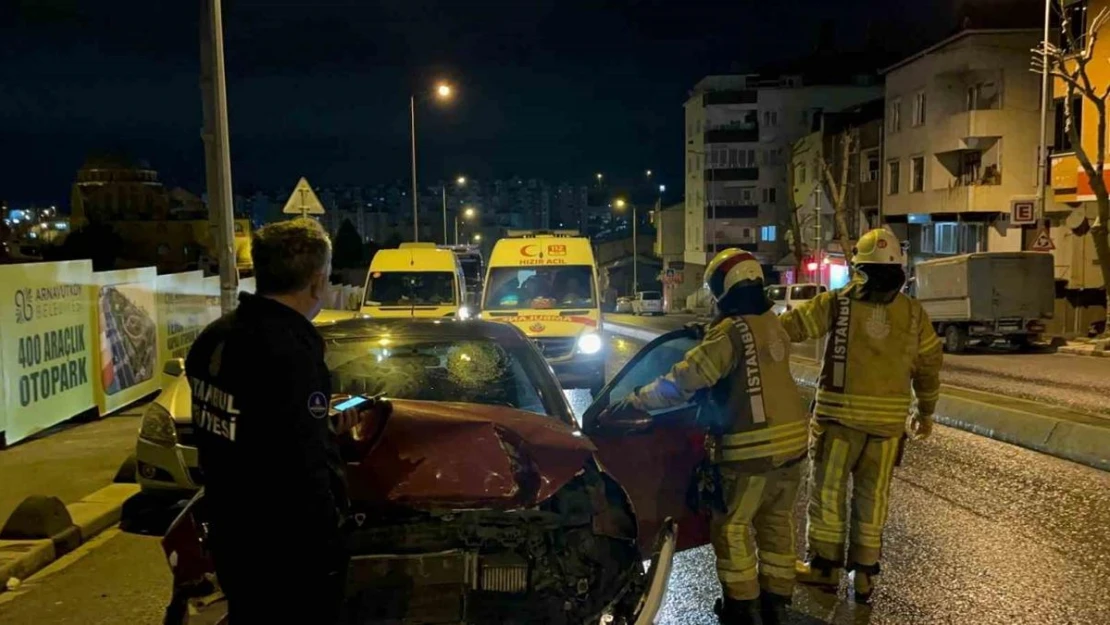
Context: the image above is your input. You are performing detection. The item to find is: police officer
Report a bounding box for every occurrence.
[187,218,384,623]
[606,249,807,625]
[780,228,942,603]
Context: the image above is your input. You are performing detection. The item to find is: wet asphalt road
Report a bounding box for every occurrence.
[606,314,1110,418]
[2,333,1109,624]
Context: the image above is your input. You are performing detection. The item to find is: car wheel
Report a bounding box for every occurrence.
[944,325,967,354]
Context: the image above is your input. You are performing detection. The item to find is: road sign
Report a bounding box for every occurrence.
[282,177,326,217]
[1011,200,1036,226]
[1030,228,1056,251]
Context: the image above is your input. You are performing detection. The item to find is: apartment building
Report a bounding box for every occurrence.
[683,74,881,279]
[788,99,885,286]
[882,29,1048,267]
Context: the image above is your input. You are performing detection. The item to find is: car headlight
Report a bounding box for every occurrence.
[577,332,603,355]
[139,403,177,446]
[458,306,471,320]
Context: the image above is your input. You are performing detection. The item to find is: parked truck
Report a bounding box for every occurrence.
[912,252,1055,353]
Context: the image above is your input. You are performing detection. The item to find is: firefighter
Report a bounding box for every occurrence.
[779,228,942,603]
[604,249,808,625]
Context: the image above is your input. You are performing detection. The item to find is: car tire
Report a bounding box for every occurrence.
[944,325,967,354]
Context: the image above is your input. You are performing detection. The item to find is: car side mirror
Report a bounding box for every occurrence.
[163,358,185,378]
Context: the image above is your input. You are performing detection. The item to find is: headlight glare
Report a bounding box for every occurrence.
[577,332,603,355]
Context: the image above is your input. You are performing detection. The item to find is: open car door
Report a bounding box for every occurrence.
[583,328,710,554]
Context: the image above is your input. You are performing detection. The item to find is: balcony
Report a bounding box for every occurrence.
[706,167,759,182]
[929,183,1009,214]
[705,126,759,144]
[704,90,758,106]
[709,204,759,219]
[933,110,1008,153]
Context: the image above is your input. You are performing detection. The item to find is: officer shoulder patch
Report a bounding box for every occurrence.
[308,392,329,419]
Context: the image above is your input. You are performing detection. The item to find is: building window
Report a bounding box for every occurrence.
[739,188,755,204]
[1053,96,1082,152]
[762,187,777,203]
[1061,1,1088,53]
[910,156,925,192]
[887,160,901,195]
[967,81,1000,111]
[935,223,957,254]
[761,225,777,241]
[921,225,934,253]
[913,91,927,126]
[889,99,902,133]
[862,150,880,182]
[763,110,779,127]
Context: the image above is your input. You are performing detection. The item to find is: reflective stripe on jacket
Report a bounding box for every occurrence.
[635,312,808,470]
[779,282,943,438]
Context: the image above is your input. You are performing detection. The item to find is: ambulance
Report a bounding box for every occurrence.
[481,230,604,394]
[361,243,470,318]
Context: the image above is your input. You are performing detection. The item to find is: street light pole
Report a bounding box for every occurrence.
[1036,0,1051,223]
[632,205,638,292]
[410,95,419,242]
[200,0,238,314]
[441,186,448,244]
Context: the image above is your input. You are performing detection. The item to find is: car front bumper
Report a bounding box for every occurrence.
[136,436,201,493]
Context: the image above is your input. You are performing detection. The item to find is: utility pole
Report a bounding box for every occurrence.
[441,186,448,244]
[200,0,238,314]
[410,95,419,242]
[1035,0,1051,223]
[814,185,823,285]
[632,204,638,292]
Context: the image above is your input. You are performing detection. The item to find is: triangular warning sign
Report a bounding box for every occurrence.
[1030,228,1055,251]
[282,177,326,216]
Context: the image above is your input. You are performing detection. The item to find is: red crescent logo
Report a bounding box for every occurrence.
[521,244,539,257]
[529,322,546,333]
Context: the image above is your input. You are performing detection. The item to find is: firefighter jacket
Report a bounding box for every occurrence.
[632,311,808,471]
[779,281,943,438]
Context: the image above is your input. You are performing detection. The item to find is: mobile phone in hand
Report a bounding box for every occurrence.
[331,395,372,414]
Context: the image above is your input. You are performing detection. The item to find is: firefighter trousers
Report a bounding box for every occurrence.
[805,420,900,568]
[710,461,802,601]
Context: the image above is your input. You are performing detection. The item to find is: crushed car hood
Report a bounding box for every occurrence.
[346,400,597,509]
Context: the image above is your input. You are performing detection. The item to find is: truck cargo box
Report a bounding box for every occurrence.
[914,252,1054,324]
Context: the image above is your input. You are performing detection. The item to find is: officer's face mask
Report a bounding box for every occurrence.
[857,264,906,300]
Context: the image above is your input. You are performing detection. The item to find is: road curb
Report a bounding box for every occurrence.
[1057,345,1110,358]
[0,484,139,591]
[604,320,1110,471]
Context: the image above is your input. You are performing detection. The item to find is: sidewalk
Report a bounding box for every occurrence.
[1057,337,1110,358]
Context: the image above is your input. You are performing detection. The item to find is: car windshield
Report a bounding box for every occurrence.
[325,337,552,417]
[484,265,595,310]
[766,286,786,301]
[640,292,661,301]
[366,272,456,306]
[790,285,819,300]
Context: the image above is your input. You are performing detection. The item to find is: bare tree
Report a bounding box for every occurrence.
[1034,2,1110,337]
[785,159,814,279]
[817,129,858,257]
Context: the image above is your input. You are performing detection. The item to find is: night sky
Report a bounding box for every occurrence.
[3,0,963,207]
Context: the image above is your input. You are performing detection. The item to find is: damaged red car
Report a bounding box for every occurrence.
[161,318,709,624]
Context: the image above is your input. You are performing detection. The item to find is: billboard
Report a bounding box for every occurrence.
[0,261,97,444]
[92,267,159,415]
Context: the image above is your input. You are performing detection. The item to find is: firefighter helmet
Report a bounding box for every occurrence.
[705,248,764,301]
[851,229,904,265]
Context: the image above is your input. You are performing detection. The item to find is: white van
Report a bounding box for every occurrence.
[481,230,604,394]
[766,282,827,315]
[631,291,663,316]
[361,243,470,318]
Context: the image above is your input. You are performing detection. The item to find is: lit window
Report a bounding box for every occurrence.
[761,225,777,241]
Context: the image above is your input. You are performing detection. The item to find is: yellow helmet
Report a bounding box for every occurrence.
[704,248,764,301]
[851,229,904,265]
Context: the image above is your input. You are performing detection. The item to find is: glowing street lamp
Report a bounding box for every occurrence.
[613,198,638,291]
[456,206,477,245]
[410,80,457,242]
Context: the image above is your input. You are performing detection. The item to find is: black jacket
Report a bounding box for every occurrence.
[186,293,347,558]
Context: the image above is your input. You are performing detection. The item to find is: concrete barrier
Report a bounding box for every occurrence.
[605,320,1110,471]
[0,484,139,592]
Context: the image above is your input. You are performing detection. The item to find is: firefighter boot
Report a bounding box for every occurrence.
[795,556,842,589]
[849,563,880,604]
[713,597,757,625]
[758,593,791,625]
